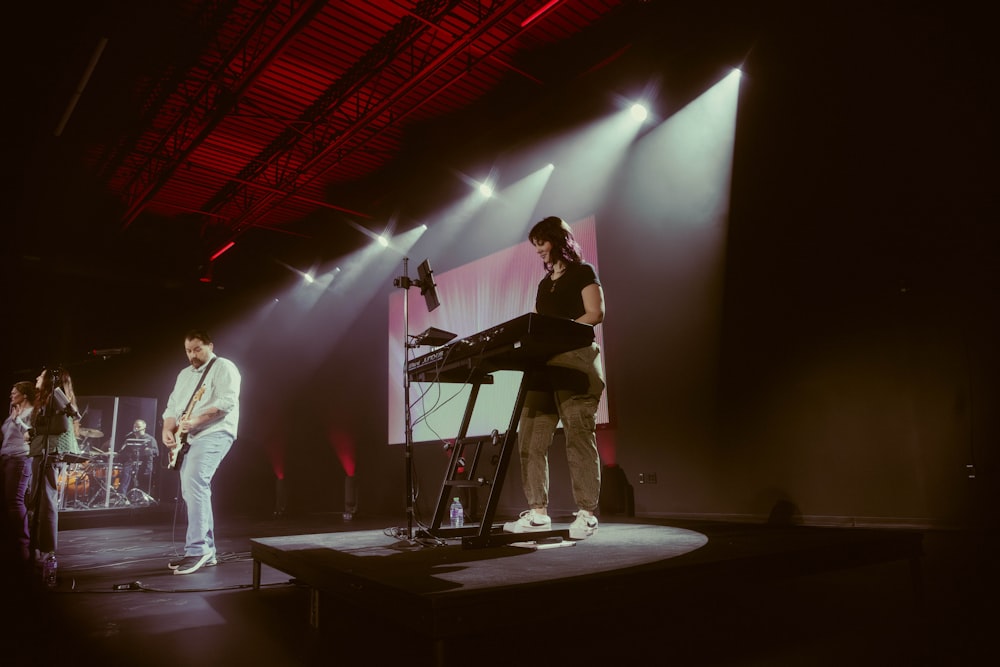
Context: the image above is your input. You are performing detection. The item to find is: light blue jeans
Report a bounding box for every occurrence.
[517,343,605,513]
[179,431,234,557]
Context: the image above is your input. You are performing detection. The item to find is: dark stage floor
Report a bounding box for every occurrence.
[4,508,994,666]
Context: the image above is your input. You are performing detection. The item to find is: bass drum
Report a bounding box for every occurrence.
[92,463,123,489]
[59,464,91,510]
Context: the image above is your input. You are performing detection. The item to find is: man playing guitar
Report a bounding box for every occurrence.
[162,329,241,575]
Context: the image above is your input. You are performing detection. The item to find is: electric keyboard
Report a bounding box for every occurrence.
[407,313,595,383]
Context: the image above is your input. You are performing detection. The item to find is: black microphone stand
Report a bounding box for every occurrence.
[393,258,419,541]
[392,257,440,542]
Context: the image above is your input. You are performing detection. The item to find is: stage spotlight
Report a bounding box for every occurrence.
[274,477,287,518]
[630,103,648,121]
[344,475,357,521]
[377,234,389,247]
[303,272,315,284]
[478,182,494,198]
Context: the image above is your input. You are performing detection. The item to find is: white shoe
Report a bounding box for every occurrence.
[568,510,598,540]
[172,553,217,574]
[503,509,552,533]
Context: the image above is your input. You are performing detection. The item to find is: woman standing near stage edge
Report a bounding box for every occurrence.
[503,215,606,540]
[1,381,36,565]
[28,366,82,570]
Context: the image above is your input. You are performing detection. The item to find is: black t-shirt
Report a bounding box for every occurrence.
[534,261,600,320]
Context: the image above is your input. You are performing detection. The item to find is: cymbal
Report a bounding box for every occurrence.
[78,427,104,438]
[89,448,108,455]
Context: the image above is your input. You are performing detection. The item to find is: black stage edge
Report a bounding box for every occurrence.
[250,517,923,667]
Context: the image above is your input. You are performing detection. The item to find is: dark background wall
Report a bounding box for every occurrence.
[5,4,996,531]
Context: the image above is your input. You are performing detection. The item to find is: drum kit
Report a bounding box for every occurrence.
[59,428,157,509]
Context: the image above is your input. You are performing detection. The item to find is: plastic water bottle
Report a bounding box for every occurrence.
[43,553,58,589]
[449,497,464,528]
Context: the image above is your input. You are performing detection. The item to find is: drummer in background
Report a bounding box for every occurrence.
[119,419,158,499]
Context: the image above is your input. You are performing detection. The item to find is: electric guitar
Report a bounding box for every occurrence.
[167,385,205,470]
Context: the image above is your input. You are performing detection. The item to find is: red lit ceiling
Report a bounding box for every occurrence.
[78,0,629,259]
[19,0,760,291]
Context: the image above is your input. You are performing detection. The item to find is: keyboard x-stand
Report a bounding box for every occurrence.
[407,313,595,549]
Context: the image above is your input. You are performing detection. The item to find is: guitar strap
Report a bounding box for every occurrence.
[168,357,217,471]
[183,357,217,417]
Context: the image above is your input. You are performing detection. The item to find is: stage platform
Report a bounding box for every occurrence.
[250,517,924,666]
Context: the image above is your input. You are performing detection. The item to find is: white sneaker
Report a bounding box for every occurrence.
[568,510,598,539]
[503,509,552,533]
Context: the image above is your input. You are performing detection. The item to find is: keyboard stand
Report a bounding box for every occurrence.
[423,369,570,549]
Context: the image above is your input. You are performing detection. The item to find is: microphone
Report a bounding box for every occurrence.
[53,387,83,419]
[90,347,132,357]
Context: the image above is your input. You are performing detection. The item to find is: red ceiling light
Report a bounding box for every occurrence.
[209,241,236,262]
[520,0,565,28]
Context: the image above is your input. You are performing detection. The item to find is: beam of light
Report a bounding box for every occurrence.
[265,259,337,311]
[328,428,356,477]
[345,217,395,245]
[405,162,553,271]
[380,223,429,256]
[268,435,286,480]
[525,106,645,223]
[455,165,499,200]
[623,68,741,229]
[413,180,488,242]
[613,78,662,126]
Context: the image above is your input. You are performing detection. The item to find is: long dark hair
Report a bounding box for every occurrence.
[35,366,76,414]
[528,216,583,271]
